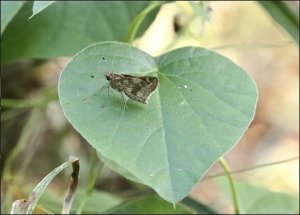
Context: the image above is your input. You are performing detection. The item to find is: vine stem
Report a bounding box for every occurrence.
[126,1,163,44]
[204,156,299,181]
[218,157,240,214]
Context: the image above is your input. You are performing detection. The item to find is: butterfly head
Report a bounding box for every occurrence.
[105,72,115,81]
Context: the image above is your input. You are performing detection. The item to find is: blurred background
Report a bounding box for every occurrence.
[1,1,299,213]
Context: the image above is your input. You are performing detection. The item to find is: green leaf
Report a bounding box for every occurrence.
[1,1,24,34]
[30,1,55,19]
[58,42,257,203]
[1,1,160,64]
[104,196,192,214]
[180,197,218,214]
[216,177,299,214]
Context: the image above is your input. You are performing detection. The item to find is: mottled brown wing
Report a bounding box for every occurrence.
[115,76,158,104]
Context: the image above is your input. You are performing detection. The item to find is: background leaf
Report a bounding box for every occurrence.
[58,42,257,203]
[180,197,218,214]
[30,1,55,19]
[1,1,24,34]
[1,1,160,64]
[216,177,299,214]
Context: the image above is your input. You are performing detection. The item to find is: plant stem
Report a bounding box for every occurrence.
[218,157,240,214]
[126,1,163,44]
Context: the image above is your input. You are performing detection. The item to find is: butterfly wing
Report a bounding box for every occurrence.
[115,76,158,104]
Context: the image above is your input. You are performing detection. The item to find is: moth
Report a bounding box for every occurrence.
[100,71,158,110]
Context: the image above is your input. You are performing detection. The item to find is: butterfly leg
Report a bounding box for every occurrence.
[120,92,128,111]
[95,84,109,96]
[100,85,110,108]
[83,83,109,102]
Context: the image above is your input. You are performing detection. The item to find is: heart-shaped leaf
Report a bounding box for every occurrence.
[58,42,257,203]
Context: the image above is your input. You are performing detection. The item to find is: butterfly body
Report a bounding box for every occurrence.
[104,72,158,104]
